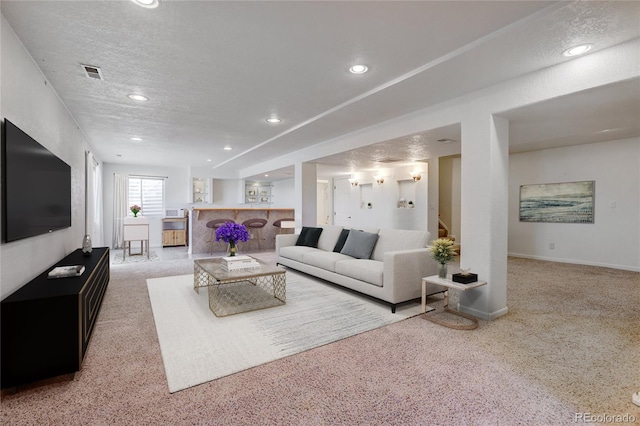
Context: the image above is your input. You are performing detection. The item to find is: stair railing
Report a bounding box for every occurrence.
[438,218,450,235]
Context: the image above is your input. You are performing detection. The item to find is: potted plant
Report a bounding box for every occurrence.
[367,202,372,209]
[130,204,141,217]
[408,201,414,208]
[429,238,457,278]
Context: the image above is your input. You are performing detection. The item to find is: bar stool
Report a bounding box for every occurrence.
[273,218,295,235]
[242,218,267,250]
[206,219,235,254]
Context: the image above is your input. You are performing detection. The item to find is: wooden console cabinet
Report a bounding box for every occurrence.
[1,247,110,389]
[162,217,188,247]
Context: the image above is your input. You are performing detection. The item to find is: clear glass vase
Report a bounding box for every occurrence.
[438,263,448,279]
[227,240,237,257]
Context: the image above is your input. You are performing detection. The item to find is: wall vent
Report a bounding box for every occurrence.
[81,64,103,80]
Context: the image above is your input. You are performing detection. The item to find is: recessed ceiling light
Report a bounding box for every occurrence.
[130,137,142,141]
[349,64,368,74]
[127,94,148,101]
[131,0,159,9]
[264,174,269,177]
[266,117,281,124]
[206,159,212,162]
[224,146,232,151]
[562,44,593,57]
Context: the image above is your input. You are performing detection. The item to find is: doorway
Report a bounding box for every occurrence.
[317,180,330,225]
[333,177,353,227]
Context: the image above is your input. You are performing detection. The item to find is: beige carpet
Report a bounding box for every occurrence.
[1,254,638,425]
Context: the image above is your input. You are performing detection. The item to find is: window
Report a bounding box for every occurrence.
[128,176,164,216]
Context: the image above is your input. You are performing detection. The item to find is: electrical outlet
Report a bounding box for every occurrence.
[549,243,555,249]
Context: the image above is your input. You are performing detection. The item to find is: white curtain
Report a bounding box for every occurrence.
[112,173,128,249]
[86,152,104,247]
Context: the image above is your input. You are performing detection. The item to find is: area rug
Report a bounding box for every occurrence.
[147,271,425,392]
[110,250,158,264]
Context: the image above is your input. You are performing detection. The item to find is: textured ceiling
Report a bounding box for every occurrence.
[1,1,639,180]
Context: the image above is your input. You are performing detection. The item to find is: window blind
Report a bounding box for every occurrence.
[128,176,164,216]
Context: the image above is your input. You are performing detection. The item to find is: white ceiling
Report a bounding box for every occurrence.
[2,1,639,180]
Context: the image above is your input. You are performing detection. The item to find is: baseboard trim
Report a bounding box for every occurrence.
[508,253,639,272]
[458,305,508,321]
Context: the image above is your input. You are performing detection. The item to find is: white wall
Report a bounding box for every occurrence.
[211,178,242,206]
[509,138,640,271]
[209,177,295,208]
[102,163,189,248]
[333,165,430,232]
[0,17,98,298]
[271,178,295,208]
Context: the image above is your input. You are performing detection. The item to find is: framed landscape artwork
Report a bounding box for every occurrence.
[519,181,595,223]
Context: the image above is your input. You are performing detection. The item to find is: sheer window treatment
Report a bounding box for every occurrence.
[112,173,128,249]
[86,152,103,247]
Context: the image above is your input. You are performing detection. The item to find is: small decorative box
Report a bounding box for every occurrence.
[452,273,478,284]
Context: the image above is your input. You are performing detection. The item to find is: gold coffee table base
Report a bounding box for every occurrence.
[421,275,487,330]
[207,276,286,317]
[422,308,479,330]
[194,258,286,317]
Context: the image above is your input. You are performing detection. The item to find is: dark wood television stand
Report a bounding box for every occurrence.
[1,247,110,390]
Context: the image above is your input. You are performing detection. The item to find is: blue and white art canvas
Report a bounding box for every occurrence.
[519,181,594,223]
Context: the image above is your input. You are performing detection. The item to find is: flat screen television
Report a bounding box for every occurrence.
[2,119,72,243]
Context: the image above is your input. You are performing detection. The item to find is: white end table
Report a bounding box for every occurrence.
[123,217,150,260]
[421,275,487,330]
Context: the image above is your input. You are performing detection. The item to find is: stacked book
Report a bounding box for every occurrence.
[221,255,261,271]
[47,265,85,279]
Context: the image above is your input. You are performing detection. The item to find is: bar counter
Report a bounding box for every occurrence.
[191,207,295,254]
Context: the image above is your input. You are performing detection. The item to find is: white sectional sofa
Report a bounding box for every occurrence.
[276,225,444,312]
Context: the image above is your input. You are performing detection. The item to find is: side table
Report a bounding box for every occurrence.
[123,217,150,260]
[421,275,487,330]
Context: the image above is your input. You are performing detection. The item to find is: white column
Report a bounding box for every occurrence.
[459,114,509,320]
[294,162,318,228]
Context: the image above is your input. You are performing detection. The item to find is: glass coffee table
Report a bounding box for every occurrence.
[194,257,286,317]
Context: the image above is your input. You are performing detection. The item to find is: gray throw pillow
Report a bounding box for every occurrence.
[340,230,379,259]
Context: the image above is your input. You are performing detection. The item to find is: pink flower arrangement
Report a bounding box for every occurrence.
[130,205,141,217]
